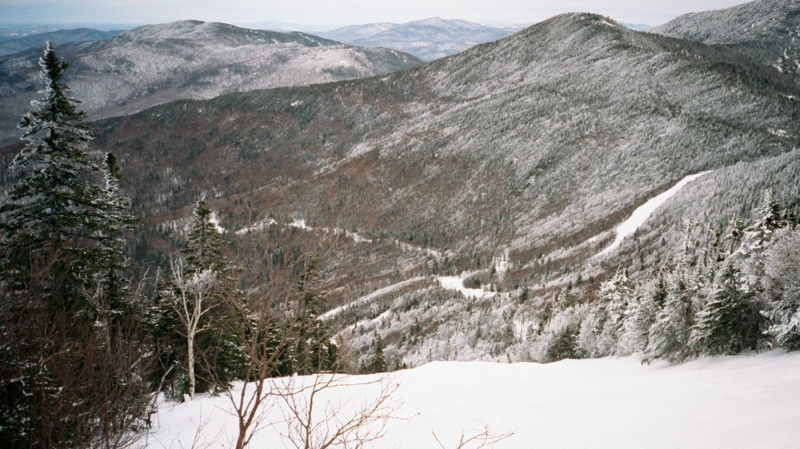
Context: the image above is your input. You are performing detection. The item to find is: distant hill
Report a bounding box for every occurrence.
[318,17,519,61]
[0,20,421,145]
[652,0,800,81]
[0,28,123,56]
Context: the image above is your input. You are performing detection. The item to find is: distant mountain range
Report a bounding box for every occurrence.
[318,18,520,61]
[0,28,123,56]
[0,20,421,145]
[652,0,800,81]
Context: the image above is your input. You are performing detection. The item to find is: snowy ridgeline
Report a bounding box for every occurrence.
[137,351,800,449]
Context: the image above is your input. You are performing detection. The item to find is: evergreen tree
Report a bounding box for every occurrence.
[644,272,694,364]
[762,228,800,350]
[0,42,108,300]
[690,263,761,355]
[182,199,227,275]
[619,272,667,355]
[365,332,387,373]
[293,257,337,374]
[150,200,244,399]
[0,43,148,448]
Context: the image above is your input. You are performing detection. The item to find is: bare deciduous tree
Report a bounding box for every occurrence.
[277,374,400,449]
[169,257,220,400]
[433,423,516,449]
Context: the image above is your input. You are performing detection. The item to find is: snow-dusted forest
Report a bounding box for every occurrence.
[1,1,799,448]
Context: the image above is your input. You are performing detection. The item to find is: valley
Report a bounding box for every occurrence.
[2,1,799,447]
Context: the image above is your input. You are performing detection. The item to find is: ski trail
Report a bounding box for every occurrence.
[596,171,709,258]
[320,277,428,320]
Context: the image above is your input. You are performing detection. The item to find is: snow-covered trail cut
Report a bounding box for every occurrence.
[437,275,495,299]
[320,277,428,320]
[136,351,800,449]
[596,171,709,258]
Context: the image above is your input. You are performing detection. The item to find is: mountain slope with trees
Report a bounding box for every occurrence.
[0,20,421,145]
[3,12,799,368]
[651,0,800,81]
[0,28,123,57]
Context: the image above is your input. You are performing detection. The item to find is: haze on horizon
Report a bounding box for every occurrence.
[1,0,753,30]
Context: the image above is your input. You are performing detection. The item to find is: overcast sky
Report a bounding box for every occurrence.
[1,0,752,29]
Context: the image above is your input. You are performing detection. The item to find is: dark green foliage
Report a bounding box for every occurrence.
[365,332,388,373]
[0,43,149,449]
[148,200,245,399]
[544,325,579,362]
[182,199,227,274]
[691,264,761,355]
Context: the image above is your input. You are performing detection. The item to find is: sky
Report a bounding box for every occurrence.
[0,0,753,30]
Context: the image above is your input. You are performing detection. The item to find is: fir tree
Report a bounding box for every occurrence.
[619,272,666,355]
[644,272,694,364]
[690,263,760,355]
[1,42,108,299]
[366,332,387,373]
[0,43,148,448]
[762,228,800,350]
[150,200,244,399]
[182,199,227,275]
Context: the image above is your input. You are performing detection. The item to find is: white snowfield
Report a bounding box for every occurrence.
[437,275,495,299]
[135,351,800,449]
[596,171,709,258]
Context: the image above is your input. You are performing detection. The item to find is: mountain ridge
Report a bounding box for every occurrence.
[318,17,518,61]
[0,20,421,145]
[4,12,799,365]
[651,0,800,81]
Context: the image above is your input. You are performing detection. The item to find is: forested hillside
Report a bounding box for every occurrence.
[28,12,795,366]
[0,20,421,145]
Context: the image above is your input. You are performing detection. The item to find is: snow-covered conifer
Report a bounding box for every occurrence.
[644,272,694,364]
[762,228,800,350]
[690,263,760,355]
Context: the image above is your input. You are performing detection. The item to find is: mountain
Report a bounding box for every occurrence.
[651,0,800,80]
[318,17,519,61]
[0,20,421,145]
[4,13,799,365]
[0,28,123,56]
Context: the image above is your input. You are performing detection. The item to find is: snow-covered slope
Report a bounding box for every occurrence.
[137,351,800,449]
[595,171,709,258]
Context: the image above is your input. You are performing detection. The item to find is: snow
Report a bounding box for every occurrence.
[135,351,800,449]
[596,171,709,258]
[437,275,495,299]
[320,277,428,320]
[208,211,225,234]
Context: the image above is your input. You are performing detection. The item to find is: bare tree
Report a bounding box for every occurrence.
[169,257,220,400]
[277,374,400,449]
[433,423,516,449]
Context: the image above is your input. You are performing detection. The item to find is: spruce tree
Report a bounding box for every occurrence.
[182,199,227,275]
[1,42,107,301]
[0,43,148,448]
[151,200,244,399]
[366,332,387,373]
[690,263,759,355]
[644,272,694,364]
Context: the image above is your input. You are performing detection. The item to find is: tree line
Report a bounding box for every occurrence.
[529,191,800,363]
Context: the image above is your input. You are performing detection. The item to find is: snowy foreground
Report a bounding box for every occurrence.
[137,351,800,449]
